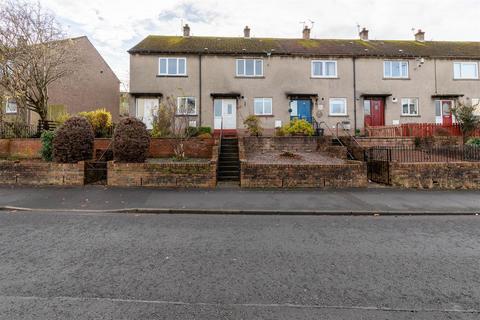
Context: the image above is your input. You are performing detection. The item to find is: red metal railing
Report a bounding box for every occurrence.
[366,123,480,138]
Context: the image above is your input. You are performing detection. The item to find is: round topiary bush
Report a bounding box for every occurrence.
[113,117,150,162]
[53,116,95,163]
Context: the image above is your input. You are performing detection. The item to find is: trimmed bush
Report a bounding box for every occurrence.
[113,117,150,163]
[53,116,94,163]
[78,108,113,138]
[40,130,55,161]
[285,119,314,136]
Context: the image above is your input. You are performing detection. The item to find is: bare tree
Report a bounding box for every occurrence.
[151,95,197,160]
[0,0,75,126]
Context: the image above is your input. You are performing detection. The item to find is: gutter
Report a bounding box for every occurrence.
[353,57,357,132]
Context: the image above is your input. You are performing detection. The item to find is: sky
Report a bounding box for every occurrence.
[39,0,480,90]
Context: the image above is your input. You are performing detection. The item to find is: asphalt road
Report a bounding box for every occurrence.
[1,212,480,319]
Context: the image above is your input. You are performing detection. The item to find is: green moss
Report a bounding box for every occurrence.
[297,39,320,48]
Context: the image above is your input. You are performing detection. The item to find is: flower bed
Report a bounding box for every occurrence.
[239,137,367,188]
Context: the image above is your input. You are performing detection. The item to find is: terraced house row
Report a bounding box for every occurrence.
[128,25,480,134]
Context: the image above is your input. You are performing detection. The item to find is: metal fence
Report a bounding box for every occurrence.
[0,122,38,138]
[366,145,480,163]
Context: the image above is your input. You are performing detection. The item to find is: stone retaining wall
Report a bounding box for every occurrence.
[241,161,367,188]
[389,162,480,189]
[107,145,218,188]
[0,160,85,185]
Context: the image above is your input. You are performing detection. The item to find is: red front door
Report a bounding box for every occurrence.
[441,100,453,125]
[364,98,385,127]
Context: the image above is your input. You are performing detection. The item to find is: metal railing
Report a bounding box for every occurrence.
[0,122,38,138]
[366,145,480,163]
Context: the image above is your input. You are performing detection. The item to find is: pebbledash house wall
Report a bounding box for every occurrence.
[129,48,480,133]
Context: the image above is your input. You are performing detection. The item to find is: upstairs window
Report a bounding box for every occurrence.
[401,98,419,116]
[236,59,263,77]
[254,98,272,115]
[159,57,186,76]
[5,99,17,114]
[454,62,478,79]
[384,60,409,78]
[311,60,337,77]
[177,97,197,115]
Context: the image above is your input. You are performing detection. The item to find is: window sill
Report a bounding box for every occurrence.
[235,76,265,79]
[400,114,421,117]
[254,114,274,117]
[311,76,339,79]
[453,78,479,81]
[329,114,348,117]
[175,114,198,117]
[157,75,188,78]
[5,112,17,115]
[383,77,410,80]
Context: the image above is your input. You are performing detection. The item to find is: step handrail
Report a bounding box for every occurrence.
[317,121,355,160]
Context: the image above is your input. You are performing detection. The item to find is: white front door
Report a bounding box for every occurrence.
[214,99,237,130]
[136,98,159,129]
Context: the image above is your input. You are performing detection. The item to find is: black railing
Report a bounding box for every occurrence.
[366,145,480,163]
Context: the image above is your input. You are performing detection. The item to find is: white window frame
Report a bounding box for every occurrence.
[5,99,17,114]
[311,60,338,78]
[400,98,419,116]
[384,60,409,78]
[158,57,187,76]
[453,62,479,80]
[176,97,197,115]
[329,98,348,116]
[253,98,273,115]
[236,59,263,77]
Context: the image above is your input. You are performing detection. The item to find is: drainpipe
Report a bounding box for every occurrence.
[352,57,357,132]
[198,54,202,126]
[434,58,438,94]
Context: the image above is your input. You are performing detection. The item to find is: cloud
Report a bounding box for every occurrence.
[38,0,480,89]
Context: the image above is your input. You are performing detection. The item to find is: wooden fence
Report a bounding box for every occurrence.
[366,123,480,138]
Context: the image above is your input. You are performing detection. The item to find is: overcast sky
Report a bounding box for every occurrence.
[40,0,480,90]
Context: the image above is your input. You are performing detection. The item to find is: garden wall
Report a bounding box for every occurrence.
[0,160,85,185]
[0,137,215,159]
[107,145,218,188]
[389,162,480,189]
[242,136,332,153]
[241,161,367,188]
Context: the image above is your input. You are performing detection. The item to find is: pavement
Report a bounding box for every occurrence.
[0,185,480,214]
[1,212,480,319]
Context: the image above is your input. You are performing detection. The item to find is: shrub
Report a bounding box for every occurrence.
[275,126,287,136]
[185,126,212,137]
[113,117,150,163]
[56,113,71,125]
[53,116,94,163]
[285,119,314,136]
[197,132,212,139]
[466,137,480,146]
[243,115,263,136]
[40,130,55,161]
[198,126,212,135]
[78,108,112,138]
[151,104,173,138]
[414,136,422,148]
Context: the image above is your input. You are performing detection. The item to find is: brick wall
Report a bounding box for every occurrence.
[107,144,218,188]
[355,137,415,148]
[243,136,332,154]
[0,137,215,159]
[0,160,85,185]
[241,161,367,188]
[389,162,480,189]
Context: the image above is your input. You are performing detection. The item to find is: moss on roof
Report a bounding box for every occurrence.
[128,35,480,59]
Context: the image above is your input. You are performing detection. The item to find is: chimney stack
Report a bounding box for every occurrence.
[302,26,311,40]
[359,27,369,41]
[415,29,425,42]
[183,24,190,37]
[244,26,251,38]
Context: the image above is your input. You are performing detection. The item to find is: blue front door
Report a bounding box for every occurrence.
[290,100,312,123]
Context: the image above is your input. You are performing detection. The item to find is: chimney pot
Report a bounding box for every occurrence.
[302,26,311,40]
[244,26,251,38]
[183,24,190,37]
[415,29,425,42]
[359,27,369,41]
